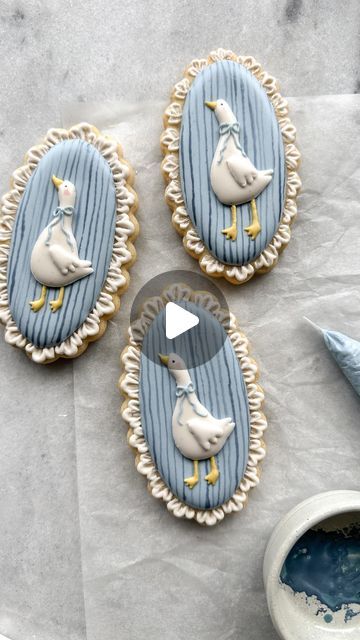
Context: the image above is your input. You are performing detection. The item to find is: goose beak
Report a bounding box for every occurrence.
[52,175,64,189]
[158,354,169,366]
[205,101,217,111]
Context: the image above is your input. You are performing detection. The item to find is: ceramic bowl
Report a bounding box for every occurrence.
[263,490,360,639]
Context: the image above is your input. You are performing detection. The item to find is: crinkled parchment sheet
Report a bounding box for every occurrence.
[0,94,360,640]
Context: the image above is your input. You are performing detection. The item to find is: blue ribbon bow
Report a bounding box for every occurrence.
[45,206,74,248]
[175,382,207,426]
[217,121,246,164]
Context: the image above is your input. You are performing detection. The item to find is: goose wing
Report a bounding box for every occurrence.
[187,417,225,452]
[48,244,93,276]
[226,153,257,188]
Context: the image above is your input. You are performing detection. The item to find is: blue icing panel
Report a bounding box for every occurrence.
[180,60,286,266]
[7,139,116,348]
[139,302,250,510]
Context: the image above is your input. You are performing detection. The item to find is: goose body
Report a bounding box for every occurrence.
[210,136,273,206]
[29,175,93,313]
[31,219,93,288]
[172,381,235,461]
[205,99,273,241]
[160,353,235,488]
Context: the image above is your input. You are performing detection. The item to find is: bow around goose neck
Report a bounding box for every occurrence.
[217,121,246,164]
[175,382,207,426]
[45,206,74,248]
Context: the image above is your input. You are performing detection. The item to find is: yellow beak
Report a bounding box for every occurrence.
[205,101,217,111]
[52,175,64,189]
[158,354,169,366]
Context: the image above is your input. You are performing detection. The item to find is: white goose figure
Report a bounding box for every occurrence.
[205,99,273,241]
[29,175,93,312]
[159,352,235,488]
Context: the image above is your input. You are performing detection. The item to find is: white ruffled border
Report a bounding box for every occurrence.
[0,123,138,363]
[161,48,301,284]
[119,283,267,526]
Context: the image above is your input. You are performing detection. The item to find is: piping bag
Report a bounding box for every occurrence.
[305,318,360,396]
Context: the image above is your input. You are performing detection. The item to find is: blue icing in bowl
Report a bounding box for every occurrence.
[281,525,360,618]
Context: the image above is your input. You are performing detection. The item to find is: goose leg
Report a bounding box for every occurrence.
[50,286,64,312]
[184,460,199,489]
[205,456,220,486]
[245,199,261,240]
[29,285,47,312]
[222,204,237,241]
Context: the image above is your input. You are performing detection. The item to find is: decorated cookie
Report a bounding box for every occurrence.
[161,48,301,284]
[0,123,138,363]
[120,283,267,526]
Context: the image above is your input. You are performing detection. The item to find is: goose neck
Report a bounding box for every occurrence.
[172,368,192,387]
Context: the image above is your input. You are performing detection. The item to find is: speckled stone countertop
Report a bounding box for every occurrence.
[0,2,360,640]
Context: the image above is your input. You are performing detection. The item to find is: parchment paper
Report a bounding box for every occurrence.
[73,94,360,640]
[1,20,360,640]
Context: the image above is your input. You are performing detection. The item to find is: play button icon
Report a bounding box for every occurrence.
[130,270,230,367]
[165,302,199,339]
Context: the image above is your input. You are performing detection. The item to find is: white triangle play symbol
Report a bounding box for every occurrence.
[165,302,199,340]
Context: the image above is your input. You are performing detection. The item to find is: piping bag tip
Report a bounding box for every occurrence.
[303,316,324,335]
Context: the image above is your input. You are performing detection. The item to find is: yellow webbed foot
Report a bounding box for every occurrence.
[30,298,45,312]
[221,224,237,241]
[246,199,261,240]
[49,286,64,313]
[205,456,220,486]
[29,285,47,312]
[244,222,261,240]
[50,299,63,312]
[184,460,199,489]
[184,475,199,489]
[205,467,220,486]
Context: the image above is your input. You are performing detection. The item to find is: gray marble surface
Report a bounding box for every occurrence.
[0,2,360,640]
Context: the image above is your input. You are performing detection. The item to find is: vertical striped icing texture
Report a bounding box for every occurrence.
[180,60,286,266]
[139,302,250,510]
[7,139,116,348]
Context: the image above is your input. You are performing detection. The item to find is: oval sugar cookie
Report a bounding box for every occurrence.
[0,123,138,363]
[161,48,301,285]
[120,283,267,526]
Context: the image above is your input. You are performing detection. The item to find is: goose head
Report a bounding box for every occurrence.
[205,99,237,125]
[52,175,76,208]
[159,352,191,385]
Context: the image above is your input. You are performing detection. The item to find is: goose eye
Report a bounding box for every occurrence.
[171,359,175,364]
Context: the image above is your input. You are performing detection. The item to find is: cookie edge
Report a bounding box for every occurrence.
[119,283,267,526]
[0,123,139,364]
[161,47,301,285]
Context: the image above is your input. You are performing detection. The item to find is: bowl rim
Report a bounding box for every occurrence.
[263,490,360,640]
